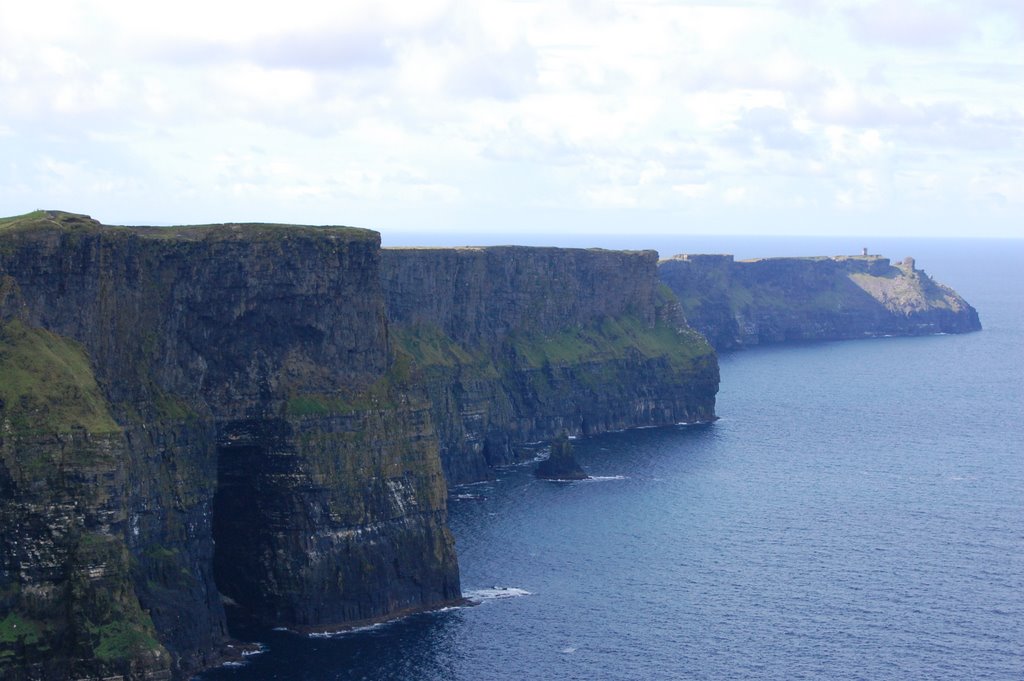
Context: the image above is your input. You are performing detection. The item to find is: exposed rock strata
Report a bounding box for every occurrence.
[381,247,719,485]
[0,212,459,680]
[0,212,720,679]
[658,253,981,351]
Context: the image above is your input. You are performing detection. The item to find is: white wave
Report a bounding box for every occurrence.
[241,645,267,657]
[505,457,542,467]
[271,626,293,632]
[464,587,532,602]
[454,479,493,487]
[221,661,246,668]
[433,605,467,613]
[585,475,626,482]
[309,621,387,638]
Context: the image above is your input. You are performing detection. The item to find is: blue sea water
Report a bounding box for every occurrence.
[199,237,1023,680]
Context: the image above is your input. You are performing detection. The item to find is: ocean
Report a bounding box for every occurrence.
[198,236,1023,680]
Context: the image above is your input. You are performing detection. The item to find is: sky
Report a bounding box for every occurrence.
[1,0,1022,238]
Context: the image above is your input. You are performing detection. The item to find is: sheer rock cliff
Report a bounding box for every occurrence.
[658,253,981,351]
[0,212,459,680]
[381,247,719,485]
[0,212,720,679]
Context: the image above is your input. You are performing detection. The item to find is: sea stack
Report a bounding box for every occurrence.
[535,433,589,480]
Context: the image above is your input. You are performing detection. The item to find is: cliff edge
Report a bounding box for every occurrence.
[658,253,980,350]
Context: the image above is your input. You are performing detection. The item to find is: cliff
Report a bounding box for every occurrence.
[0,212,720,679]
[380,247,719,485]
[0,211,459,680]
[658,253,981,350]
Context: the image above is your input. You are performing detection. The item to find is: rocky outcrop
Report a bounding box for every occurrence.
[381,247,719,485]
[0,212,459,680]
[534,434,588,481]
[658,253,981,350]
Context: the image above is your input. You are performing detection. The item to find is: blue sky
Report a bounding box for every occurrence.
[1,0,1022,238]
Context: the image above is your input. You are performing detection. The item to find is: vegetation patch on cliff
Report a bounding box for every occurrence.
[509,315,712,371]
[69,533,168,670]
[285,348,428,418]
[0,612,47,652]
[391,324,481,368]
[0,320,120,435]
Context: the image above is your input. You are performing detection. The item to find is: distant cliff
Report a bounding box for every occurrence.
[658,253,981,350]
[0,212,719,679]
[381,247,718,485]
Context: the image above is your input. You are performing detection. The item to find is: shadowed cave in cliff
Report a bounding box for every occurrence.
[212,440,276,630]
[211,421,320,631]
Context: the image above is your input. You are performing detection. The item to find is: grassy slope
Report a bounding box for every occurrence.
[0,319,121,436]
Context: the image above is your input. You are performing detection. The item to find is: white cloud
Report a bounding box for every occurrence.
[844,1,972,48]
[723,186,748,204]
[0,0,1020,236]
[674,183,711,199]
[584,185,638,208]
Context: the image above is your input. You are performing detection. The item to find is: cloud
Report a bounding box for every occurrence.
[249,31,399,71]
[446,40,538,101]
[844,1,973,48]
[805,84,1024,153]
[146,31,398,72]
[723,107,818,155]
[0,0,1021,235]
[678,52,833,96]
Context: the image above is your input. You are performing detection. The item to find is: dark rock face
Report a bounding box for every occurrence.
[534,434,588,480]
[381,247,720,485]
[0,212,459,680]
[658,253,981,351]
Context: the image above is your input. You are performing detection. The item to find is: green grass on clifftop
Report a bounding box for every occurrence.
[0,210,101,235]
[0,210,377,242]
[0,210,47,229]
[130,221,378,242]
